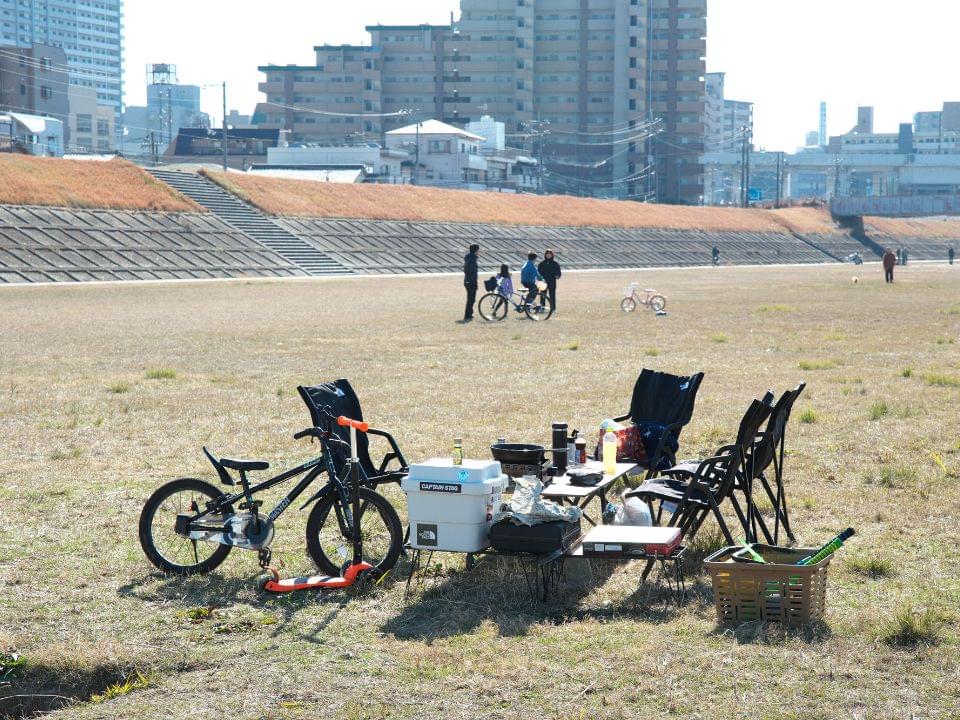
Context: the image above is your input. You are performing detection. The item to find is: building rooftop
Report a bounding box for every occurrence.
[386,120,484,141]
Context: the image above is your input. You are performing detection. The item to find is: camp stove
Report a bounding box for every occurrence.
[500,460,549,480]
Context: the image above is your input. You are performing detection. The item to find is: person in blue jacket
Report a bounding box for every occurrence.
[520,251,543,306]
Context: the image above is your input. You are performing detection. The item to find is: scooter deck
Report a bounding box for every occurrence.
[261,561,375,593]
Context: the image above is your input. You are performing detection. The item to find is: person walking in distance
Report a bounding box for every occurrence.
[463,243,480,322]
[949,246,955,266]
[711,245,720,266]
[538,249,562,314]
[883,247,897,284]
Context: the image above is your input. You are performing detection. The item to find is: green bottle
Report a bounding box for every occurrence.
[797,528,855,566]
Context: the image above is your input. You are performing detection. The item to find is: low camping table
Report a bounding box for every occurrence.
[540,460,638,525]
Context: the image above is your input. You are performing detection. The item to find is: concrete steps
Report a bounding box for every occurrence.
[149,170,353,277]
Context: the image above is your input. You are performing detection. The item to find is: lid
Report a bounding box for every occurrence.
[408,457,503,483]
[402,474,506,495]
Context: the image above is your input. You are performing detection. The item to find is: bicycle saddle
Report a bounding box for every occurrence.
[203,446,269,485]
[644,288,656,293]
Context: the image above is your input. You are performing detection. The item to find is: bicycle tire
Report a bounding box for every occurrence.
[305,486,403,577]
[620,297,638,313]
[649,295,667,312]
[478,292,508,321]
[139,478,233,575]
[524,291,554,321]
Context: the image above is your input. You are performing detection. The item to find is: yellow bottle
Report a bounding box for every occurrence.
[602,431,617,475]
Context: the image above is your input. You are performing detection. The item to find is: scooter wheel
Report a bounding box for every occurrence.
[256,568,279,591]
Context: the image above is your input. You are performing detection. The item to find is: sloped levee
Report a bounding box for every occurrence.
[0,205,303,283]
[276,217,839,274]
[860,232,957,261]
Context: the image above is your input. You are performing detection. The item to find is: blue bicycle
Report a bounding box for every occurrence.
[478,282,554,322]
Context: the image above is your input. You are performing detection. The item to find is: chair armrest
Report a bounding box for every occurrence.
[367,428,408,471]
[614,413,631,423]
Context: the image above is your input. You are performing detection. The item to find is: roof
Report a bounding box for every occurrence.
[386,120,484,141]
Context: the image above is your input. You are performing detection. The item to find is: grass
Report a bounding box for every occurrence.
[798,407,818,423]
[757,304,793,313]
[204,170,843,233]
[145,368,176,380]
[565,340,580,351]
[923,372,960,388]
[799,359,839,371]
[902,367,914,378]
[2,263,960,719]
[879,604,944,647]
[868,401,889,420]
[710,332,728,343]
[848,556,895,578]
[90,670,154,703]
[644,347,659,357]
[0,155,201,212]
[108,381,130,394]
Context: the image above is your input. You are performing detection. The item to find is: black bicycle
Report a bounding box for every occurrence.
[138,408,404,578]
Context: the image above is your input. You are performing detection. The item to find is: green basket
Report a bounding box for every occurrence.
[704,544,832,625]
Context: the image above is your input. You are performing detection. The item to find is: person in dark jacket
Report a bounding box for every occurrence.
[537,249,562,313]
[882,248,896,283]
[463,243,480,321]
[949,246,955,265]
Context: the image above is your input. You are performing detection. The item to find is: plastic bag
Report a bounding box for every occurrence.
[493,476,582,526]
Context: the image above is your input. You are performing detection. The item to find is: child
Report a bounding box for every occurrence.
[496,264,514,298]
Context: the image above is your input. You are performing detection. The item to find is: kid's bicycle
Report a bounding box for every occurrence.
[620,282,667,313]
[138,406,404,583]
[478,282,554,322]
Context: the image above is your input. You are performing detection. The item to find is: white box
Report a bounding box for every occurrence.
[402,467,507,552]
[407,457,502,484]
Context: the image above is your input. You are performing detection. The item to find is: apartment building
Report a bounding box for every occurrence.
[255,0,705,202]
[0,42,69,130]
[704,72,752,153]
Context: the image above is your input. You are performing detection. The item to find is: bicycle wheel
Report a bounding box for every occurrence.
[649,295,667,312]
[478,293,508,321]
[305,486,403,577]
[139,478,233,575]
[620,297,638,313]
[524,290,554,321]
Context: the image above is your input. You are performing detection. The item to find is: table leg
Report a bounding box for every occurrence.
[403,549,421,602]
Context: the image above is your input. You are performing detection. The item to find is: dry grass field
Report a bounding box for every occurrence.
[1,263,959,719]
[0,156,201,212]
[205,170,842,235]
[864,215,960,238]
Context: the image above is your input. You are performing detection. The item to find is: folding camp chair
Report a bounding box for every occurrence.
[611,369,705,480]
[745,383,806,545]
[297,379,408,487]
[628,397,771,544]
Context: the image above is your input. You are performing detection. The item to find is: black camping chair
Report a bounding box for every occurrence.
[612,369,705,479]
[297,379,408,487]
[628,397,771,543]
[745,382,806,545]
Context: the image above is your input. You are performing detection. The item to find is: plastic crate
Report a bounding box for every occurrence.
[704,544,833,625]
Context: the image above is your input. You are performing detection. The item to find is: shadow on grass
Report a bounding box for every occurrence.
[382,555,711,642]
[116,571,351,646]
[708,618,833,645]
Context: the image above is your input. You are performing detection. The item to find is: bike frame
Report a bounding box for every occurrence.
[187,440,348,533]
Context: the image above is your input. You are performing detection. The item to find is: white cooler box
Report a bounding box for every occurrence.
[402,458,507,552]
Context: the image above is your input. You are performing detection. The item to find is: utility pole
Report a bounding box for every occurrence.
[775,151,783,208]
[221,81,228,171]
[414,110,421,186]
[528,118,549,194]
[739,126,748,207]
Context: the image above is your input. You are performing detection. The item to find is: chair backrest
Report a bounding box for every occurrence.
[735,398,774,452]
[297,379,377,479]
[693,445,742,501]
[750,382,806,478]
[628,369,705,435]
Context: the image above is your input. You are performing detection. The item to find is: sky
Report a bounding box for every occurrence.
[124,0,960,151]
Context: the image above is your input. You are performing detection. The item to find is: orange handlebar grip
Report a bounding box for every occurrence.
[337,416,369,432]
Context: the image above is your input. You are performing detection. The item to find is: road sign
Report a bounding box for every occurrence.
[748,188,763,202]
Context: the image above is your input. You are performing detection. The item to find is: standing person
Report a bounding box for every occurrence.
[902,247,909,266]
[520,251,542,306]
[538,249,562,314]
[463,243,480,322]
[896,247,903,266]
[949,246,955,265]
[883,247,897,284]
[711,245,720,266]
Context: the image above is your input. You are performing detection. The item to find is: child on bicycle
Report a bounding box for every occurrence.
[496,264,514,298]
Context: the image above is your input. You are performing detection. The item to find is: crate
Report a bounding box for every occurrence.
[704,545,833,625]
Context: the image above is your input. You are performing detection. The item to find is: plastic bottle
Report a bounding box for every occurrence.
[602,430,617,475]
[453,437,463,466]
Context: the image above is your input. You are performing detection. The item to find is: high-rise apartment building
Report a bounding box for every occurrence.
[704,72,752,153]
[256,0,705,203]
[0,0,123,131]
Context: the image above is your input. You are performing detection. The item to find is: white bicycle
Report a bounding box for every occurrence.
[620,283,667,313]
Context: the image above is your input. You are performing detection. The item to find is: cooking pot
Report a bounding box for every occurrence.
[490,442,546,465]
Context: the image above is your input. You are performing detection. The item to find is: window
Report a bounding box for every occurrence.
[40,85,52,99]
[19,83,26,95]
[629,78,637,89]
[76,114,93,133]
[629,57,637,68]
[629,36,637,47]
[428,139,451,154]
[40,57,51,70]
[97,118,109,135]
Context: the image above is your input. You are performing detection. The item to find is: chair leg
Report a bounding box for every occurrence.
[706,496,736,545]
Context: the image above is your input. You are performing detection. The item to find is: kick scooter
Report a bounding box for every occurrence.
[260,415,377,592]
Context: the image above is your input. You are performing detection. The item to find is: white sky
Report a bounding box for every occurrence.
[124,0,960,151]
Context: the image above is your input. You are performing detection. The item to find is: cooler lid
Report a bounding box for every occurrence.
[408,458,502,483]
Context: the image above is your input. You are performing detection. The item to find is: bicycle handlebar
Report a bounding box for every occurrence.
[337,416,369,432]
